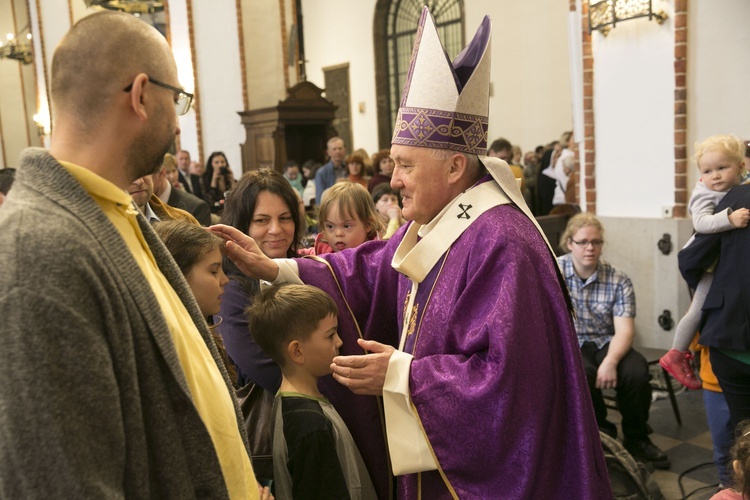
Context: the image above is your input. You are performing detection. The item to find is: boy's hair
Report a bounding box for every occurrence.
[153,220,222,275]
[318,182,384,238]
[694,134,746,167]
[559,212,604,253]
[247,284,338,367]
[731,420,750,499]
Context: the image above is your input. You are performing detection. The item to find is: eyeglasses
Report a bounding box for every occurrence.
[123,76,194,116]
[570,239,604,248]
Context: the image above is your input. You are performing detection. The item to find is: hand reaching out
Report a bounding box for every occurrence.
[330,339,395,396]
[207,224,279,281]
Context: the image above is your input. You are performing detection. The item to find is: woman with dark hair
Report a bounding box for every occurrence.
[202,151,237,214]
[367,149,395,193]
[217,168,302,392]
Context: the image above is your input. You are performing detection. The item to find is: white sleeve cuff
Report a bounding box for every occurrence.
[270,259,303,285]
[382,350,438,475]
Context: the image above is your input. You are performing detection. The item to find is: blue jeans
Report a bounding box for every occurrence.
[703,389,733,486]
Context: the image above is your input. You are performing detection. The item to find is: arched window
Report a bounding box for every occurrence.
[374,0,464,148]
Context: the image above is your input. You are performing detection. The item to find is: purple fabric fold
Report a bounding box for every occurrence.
[452,15,491,91]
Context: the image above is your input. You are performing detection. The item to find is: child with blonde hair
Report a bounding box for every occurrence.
[660,134,749,389]
[711,420,750,499]
[302,182,383,255]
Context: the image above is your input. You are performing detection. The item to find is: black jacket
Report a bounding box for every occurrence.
[678,183,750,351]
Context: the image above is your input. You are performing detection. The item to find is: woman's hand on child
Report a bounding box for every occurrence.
[330,339,395,395]
[729,207,750,228]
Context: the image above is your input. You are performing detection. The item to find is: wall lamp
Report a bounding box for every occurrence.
[588,0,668,36]
[0,26,33,65]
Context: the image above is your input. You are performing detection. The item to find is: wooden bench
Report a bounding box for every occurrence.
[535,213,570,256]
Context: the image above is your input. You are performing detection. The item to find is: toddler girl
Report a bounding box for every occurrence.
[660,134,749,389]
[301,182,383,255]
[711,420,750,499]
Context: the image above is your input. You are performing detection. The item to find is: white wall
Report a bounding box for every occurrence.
[300,0,574,156]
[687,0,750,189]
[591,4,675,218]
[601,217,693,349]
[243,0,287,110]
[169,0,199,165]
[192,0,244,176]
[466,0,574,154]
[301,0,379,155]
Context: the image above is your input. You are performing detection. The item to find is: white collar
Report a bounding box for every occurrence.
[392,180,510,283]
[143,202,160,223]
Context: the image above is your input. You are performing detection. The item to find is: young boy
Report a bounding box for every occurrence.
[247,284,377,500]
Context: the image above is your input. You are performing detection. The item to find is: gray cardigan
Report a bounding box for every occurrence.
[0,148,250,498]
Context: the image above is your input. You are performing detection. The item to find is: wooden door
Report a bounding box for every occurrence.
[323,63,352,151]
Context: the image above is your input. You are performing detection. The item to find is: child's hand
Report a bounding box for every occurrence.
[258,484,273,500]
[729,207,750,228]
[386,205,402,221]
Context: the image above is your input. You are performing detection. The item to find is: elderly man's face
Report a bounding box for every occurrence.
[390,145,454,225]
[327,139,346,165]
[128,175,154,211]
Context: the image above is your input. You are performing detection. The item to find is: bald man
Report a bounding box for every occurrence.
[0,12,267,499]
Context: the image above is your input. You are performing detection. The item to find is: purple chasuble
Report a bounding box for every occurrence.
[296,205,611,499]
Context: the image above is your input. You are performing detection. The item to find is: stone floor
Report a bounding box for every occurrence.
[608,373,721,500]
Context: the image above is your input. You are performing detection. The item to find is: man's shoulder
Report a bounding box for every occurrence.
[598,259,632,284]
[0,198,106,288]
[316,162,334,176]
[468,203,546,248]
[172,187,207,208]
[557,252,574,269]
[719,182,750,208]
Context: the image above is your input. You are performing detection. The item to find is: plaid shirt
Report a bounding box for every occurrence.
[558,253,636,348]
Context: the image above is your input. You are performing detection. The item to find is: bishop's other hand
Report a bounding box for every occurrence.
[331,338,395,396]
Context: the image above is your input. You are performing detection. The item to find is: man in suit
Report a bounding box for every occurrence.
[176,149,204,200]
[153,164,212,225]
[679,182,750,430]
